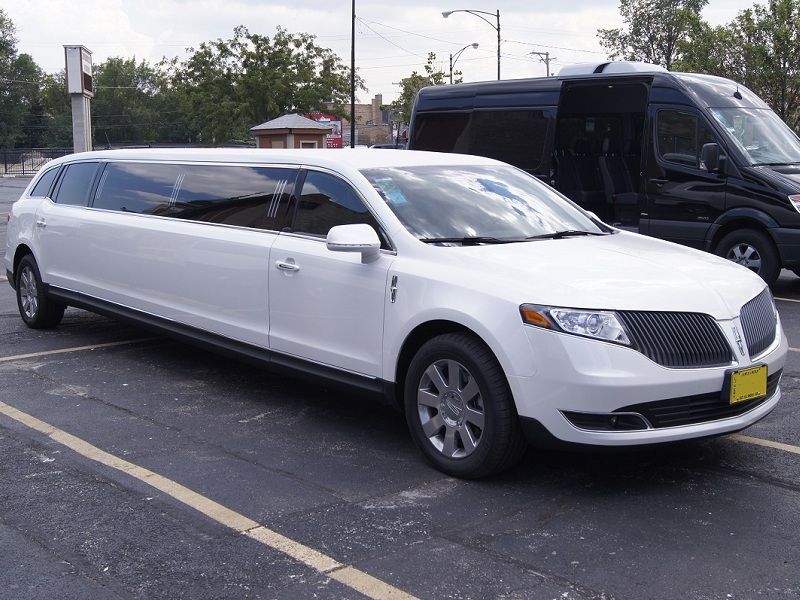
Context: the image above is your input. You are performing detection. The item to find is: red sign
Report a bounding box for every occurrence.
[306,112,343,148]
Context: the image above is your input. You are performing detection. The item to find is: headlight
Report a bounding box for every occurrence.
[520,304,631,345]
[789,195,800,213]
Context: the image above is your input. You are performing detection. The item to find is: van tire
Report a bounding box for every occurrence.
[15,255,65,329]
[404,333,526,479]
[715,229,780,287]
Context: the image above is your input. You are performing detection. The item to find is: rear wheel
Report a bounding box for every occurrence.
[15,255,65,329]
[715,229,780,287]
[404,333,526,478]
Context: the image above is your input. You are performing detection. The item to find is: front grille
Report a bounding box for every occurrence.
[617,311,733,368]
[740,288,777,358]
[616,369,781,428]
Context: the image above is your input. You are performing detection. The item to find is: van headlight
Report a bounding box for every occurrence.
[520,304,631,345]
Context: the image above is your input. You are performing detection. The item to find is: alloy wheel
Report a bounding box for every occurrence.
[726,243,762,273]
[19,266,39,319]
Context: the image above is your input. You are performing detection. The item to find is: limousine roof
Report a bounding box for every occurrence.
[48,148,501,172]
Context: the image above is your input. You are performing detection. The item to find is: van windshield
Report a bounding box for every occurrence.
[709,107,800,166]
[361,165,609,243]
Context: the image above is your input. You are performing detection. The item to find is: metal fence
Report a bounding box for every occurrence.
[1,148,73,177]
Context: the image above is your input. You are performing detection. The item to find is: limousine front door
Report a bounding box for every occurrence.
[267,170,392,379]
[268,233,392,378]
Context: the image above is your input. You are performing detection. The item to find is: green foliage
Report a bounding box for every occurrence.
[171,26,357,144]
[391,53,447,124]
[678,0,800,129]
[0,13,355,148]
[597,0,708,70]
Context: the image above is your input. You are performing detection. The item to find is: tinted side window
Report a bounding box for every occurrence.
[410,113,472,153]
[294,171,381,238]
[175,165,297,230]
[657,110,717,168]
[53,162,98,206]
[30,167,60,198]
[470,110,552,173]
[94,163,180,214]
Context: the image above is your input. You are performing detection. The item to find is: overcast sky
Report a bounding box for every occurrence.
[7,0,757,103]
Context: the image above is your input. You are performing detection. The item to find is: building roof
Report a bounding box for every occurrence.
[250,113,332,132]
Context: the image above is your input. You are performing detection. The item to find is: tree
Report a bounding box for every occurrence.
[170,26,356,144]
[391,53,447,125]
[678,0,800,129]
[597,0,708,70]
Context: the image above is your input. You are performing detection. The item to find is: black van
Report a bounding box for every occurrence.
[408,61,800,286]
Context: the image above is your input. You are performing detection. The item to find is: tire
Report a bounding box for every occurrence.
[404,333,526,479]
[715,229,780,287]
[15,255,65,329]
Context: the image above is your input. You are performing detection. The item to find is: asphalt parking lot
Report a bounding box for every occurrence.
[1,175,799,600]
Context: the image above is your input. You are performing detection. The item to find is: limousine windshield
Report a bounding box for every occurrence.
[709,107,800,166]
[361,165,608,242]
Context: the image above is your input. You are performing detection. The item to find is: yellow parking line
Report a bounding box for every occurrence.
[0,275,7,282]
[0,401,418,600]
[727,433,800,456]
[789,347,800,353]
[775,296,800,303]
[0,338,159,363]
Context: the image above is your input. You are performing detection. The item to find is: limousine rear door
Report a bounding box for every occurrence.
[268,170,393,379]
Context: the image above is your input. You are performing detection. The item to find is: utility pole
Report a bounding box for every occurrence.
[529,51,555,77]
[350,0,356,148]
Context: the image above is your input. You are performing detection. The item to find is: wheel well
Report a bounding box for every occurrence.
[393,320,483,407]
[12,244,33,279]
[710,220,774,252]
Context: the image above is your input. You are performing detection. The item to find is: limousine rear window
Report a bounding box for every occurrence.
[93,162,297,231]
[30,167,60,198]
[53,162,99,206]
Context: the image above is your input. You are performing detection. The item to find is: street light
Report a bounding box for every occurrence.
[449,43,479,85]
[442,8,500,80]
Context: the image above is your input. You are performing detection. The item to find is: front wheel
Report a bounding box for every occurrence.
[15,255,65,329]
[404,333,526,478]
[715,229,780,287]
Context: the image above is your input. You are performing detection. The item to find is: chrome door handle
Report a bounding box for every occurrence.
[275,260,299,272]
[36,219,46,228]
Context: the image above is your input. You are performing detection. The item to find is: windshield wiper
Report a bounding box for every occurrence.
[526,230,607,240]
[419,236,520,245]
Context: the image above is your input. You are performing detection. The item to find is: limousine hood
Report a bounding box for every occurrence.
[438,231,765,318]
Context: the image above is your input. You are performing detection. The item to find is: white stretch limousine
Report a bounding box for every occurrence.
[4,149,787,478]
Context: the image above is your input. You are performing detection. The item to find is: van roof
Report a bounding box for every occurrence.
[46,148,504,171]
[413,69,770,111]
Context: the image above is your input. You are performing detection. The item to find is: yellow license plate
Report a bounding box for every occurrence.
[729,365,768,405]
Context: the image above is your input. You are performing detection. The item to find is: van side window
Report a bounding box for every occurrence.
[94,163,180,214]
[470,110,552,173]
[175,166,297,231]
[293,171,382,240]
[52,162,98,206]
[30,167,60,198]
[657,110,717,169]
[410,113,472,153]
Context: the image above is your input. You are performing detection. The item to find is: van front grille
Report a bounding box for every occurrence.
[740,288,777,358]
[617,311,733,368]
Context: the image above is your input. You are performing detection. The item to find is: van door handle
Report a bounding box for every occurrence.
[275,260,300,272]
[649,178,669,186]
[35,219,46,228]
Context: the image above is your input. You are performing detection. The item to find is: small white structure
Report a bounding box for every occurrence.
[64,45,93,153]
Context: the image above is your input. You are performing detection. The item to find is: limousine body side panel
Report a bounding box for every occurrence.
[38,204,277,348]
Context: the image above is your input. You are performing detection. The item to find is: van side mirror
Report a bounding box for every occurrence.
[326,224,381,263]
[700,143,725,174]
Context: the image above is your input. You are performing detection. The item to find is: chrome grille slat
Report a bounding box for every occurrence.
[740,288,776,358]
[617,310,733,368]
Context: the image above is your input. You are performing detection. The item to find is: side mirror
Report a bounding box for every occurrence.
[700,143,726,174]
[326,223,381,263]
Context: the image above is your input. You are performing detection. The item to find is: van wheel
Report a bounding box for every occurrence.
[15,255,65,329]
[404,333,526,479]
[715,229,780,287]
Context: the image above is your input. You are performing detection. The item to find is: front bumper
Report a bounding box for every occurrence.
[508,317,787,446]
